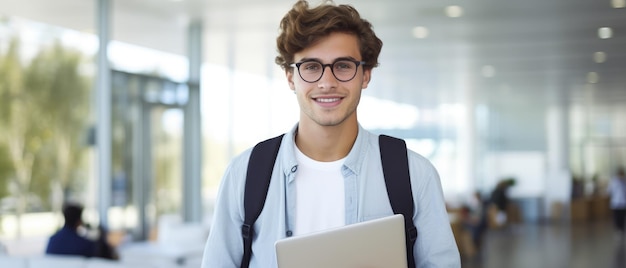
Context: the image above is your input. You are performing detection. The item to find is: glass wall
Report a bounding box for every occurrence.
[0,15,192,246]
[110,70,188,239]
[570,102,626,192]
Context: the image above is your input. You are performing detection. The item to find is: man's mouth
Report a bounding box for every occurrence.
[315,98,341,103]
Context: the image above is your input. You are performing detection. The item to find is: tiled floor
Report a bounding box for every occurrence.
[461,219,626,268]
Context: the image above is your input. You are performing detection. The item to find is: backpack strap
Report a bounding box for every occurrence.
[379,135,417,268]
[241,134,417,268]
[241,134,284,268]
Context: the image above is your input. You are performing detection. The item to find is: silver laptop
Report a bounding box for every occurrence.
[275,214,408,268]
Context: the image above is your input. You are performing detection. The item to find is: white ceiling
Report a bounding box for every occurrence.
[2,0,626,110]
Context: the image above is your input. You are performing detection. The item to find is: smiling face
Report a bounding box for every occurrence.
[287,32,371,130]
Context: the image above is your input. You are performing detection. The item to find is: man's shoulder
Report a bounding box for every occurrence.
[53,229,93,242]
[223,133,289,178]
[47,228,96,255]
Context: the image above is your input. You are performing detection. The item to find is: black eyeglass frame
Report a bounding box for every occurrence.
[290,59,367,83]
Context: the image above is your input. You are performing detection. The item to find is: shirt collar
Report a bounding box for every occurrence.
[279,123,372,178]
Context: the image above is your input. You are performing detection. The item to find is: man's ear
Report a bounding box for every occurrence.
[361,69,372,89]
[286,69,296,91]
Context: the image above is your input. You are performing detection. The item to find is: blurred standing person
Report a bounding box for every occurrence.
[489,178,515,226]
[607,166,626,240]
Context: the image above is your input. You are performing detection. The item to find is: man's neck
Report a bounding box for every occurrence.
[295,121,358,162]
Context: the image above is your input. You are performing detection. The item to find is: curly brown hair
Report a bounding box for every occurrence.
[275,0,383,71]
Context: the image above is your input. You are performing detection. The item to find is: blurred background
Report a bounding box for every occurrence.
[0,0,625,267]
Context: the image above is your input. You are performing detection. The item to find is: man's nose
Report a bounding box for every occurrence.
[318,65,338,88]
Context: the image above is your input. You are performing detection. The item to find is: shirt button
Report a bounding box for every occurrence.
[286,230,293,237]
[291,166,297,173]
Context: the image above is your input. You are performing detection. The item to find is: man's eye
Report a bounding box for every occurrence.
[302,63,320,71]
[335,62,353,70]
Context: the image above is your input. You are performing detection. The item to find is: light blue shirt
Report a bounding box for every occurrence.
[201,124,461,267]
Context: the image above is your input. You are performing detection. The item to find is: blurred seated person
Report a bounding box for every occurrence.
[460,191,487,249]
[46,202,118,260]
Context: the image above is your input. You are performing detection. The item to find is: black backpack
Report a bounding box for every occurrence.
[241,134,417,268]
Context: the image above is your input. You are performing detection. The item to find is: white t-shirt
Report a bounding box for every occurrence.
[293,146,346,236]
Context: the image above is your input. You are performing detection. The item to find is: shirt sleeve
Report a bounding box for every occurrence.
[201,151,251,268]
[408,152,461,268]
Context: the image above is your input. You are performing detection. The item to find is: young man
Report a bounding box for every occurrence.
[201,1,460,267]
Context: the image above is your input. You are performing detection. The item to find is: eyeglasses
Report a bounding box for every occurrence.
[291,59,366,83]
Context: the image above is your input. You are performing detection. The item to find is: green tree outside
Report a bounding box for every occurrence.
[0,35,92,237]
